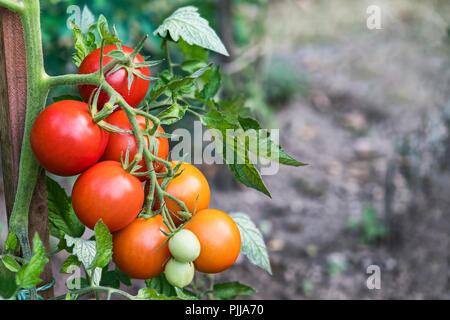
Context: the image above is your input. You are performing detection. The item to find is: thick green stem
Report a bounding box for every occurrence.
[46,55,126,89]
[7,0,48,300]
[46,72,100,88]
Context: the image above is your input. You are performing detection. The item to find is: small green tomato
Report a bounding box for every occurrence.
[164,258,195,288]
[168,229,201,263]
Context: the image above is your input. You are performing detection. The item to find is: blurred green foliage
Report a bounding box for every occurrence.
[41,0,212,76]
[326,259,347,277]
[301,279,314,295]
[349,205,387,244]
[264,59,309,106]
[40,0,306,121]
[40,0,265,75]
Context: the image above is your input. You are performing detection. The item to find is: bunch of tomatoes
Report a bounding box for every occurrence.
[29,44,241,288]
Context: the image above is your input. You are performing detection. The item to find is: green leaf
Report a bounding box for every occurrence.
[168,66,209,91]
[135,288,179,300]
[78,5,95,33]
[175,287,198,300]
[215,97,253,125]
[115,268,132,286]
[145,274,177,297]
[15,234,49,289]
[149,83,170,103]
[69,20,97,67]
[230,212,272,274]
[97,14,120,43]
[148,66,210,105]
[4,231,18,254]
[0,263,17,299]
[199,66,221,100]
[64,235,101,285]
[53,95,84,103]
[178,38,209,62]
[228,163,271,198]
[201,109,271,197]
[101,267,131,289]
[87,220,113,270]
[237,117,306,167]
[1,256,21,273]
[47,176,85,238]
[181,59,208,73]
[154,6,229,56]
[100,270,120,289]
[200,96,304,196]
[60,255,81,274]
[157,103,188,125]
[213,281,256,300]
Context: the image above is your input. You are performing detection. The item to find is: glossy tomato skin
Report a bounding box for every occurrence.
[185,209,241,274]
[113,214,170,279]
[78,45,150,109]
[164,258,195,288]
[101,110,169,178]
[154,162,210,225]
[30,100,109,176]
[168,229,200,263]
[72,161,144,232]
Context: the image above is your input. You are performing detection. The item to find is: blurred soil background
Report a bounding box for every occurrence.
[1,0,450,299]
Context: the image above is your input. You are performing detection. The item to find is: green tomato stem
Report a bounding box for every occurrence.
[163,39,173,75]
[6,0,50,300]
[51,286,134,300]
[92,102,116,122]
[99,39,105,78]
[46,72,100,88]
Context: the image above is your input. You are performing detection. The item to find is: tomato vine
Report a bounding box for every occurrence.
[0,0,305,300]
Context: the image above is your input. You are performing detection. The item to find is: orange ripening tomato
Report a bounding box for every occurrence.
[101,110,169,178]
[78,45,150,109]
[71,161,144,232]
[30,100,109,176]
[185,209,241,273]
[154,161,210,225]
[112,214,170,279]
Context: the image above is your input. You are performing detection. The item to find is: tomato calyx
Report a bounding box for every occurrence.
[102,35,160,93]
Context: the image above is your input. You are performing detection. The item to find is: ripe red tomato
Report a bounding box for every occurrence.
[30,100,109,176]
[154,162,210,225]
[101,110,169,179]
[113,214,170,279]
[185,209,241,273]
[78,45,150,109]
[71,161,144,232]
